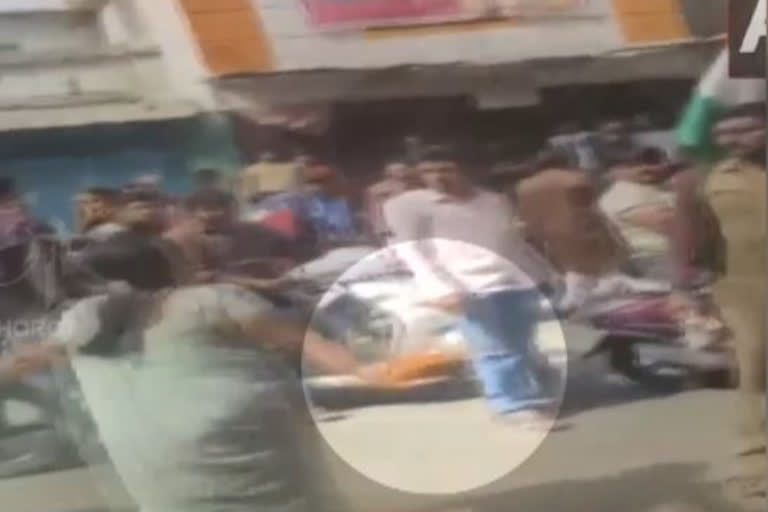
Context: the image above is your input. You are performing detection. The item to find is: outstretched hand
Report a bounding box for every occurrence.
[417,293,466,315]
[0,345,65,382]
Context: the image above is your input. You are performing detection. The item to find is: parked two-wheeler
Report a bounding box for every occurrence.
[577,291,733,390]
[281,244,733,391]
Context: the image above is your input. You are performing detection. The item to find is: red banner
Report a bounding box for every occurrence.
[301,0,466,29]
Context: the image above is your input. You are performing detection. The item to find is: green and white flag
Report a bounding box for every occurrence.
[676,49,765,162]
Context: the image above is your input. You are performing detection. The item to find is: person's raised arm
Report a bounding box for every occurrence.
[0,345,66,383]
[227,305,377,380]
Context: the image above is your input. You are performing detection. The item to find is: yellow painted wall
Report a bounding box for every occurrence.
[612,0,690,43]
[178,0,273,74]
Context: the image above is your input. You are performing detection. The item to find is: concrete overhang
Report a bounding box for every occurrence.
[211,37,723,112]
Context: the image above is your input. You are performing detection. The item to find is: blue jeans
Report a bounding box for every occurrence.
[459,288,553,415]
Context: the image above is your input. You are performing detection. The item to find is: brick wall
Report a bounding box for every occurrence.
[177,0,272,74]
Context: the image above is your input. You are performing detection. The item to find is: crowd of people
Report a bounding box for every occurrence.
[0,101,763,510]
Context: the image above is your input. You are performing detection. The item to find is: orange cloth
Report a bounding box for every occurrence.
[380,351,467,384]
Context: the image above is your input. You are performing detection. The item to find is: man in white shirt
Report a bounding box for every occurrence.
[599,148,677,279]
[383,147,558,427]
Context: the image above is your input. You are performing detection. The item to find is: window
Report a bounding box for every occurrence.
[0,11,104,54]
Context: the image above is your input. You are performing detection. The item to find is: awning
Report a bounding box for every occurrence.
[211,38,723,118]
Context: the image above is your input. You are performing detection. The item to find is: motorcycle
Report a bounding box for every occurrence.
[575,289,734,390]
[279,240,733,394]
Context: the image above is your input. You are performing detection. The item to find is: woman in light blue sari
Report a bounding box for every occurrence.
[25,240,367,512]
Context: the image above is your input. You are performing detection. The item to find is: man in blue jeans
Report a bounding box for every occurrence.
[383,146,559,428]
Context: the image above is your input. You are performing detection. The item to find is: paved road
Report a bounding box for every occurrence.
[308,324,744,512]
[0,324,748,512]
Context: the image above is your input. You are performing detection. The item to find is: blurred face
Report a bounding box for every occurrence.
[304,166,338,195]
[599,121,628,143]
[417,160,464,194]
[610,161,672,185]
[714,115,766,158]
[192,204,234,233]
[119,200,163,230]
[635,163,673,184]
[79,195,117,227]
[304,177,328,196]
[385,163,412,182]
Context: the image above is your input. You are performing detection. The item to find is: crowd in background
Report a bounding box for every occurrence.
[0,102,764,509]
[0,115,698,297]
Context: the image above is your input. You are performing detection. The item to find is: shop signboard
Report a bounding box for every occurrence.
[300,0,468,29]
[300,0,590,29]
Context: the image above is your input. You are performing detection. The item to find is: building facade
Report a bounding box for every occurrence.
[178,0,724,74]
[166,0,724,166]
[0,0,241,230]
[0,0,728,226]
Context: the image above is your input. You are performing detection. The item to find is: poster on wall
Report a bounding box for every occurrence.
[300,0,472,29]
[300,0,592,30]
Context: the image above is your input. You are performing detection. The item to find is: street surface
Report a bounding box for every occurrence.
[0,324,748,512]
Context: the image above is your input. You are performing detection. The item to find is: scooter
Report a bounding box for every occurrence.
[578,291,734,389]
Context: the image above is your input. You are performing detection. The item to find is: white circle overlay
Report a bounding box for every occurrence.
[300,241,568,495]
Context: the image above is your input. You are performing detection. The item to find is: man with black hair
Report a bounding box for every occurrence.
[0,177,50,246]
[110,189,167,236]
[1,232,376,512]
[592,119,637,170]
[69,189,181,290]
[365,161,421,243]
[302,162,361,248]
[80,231,176,291]
[76,187,125,241]
[599,146,680,280]
[515,153,626,282]
[548,122,600,174]
[0,177,52,286]
[167,189,303,289]
[383,146,559,427]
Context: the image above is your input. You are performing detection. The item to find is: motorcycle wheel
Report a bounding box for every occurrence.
[607,338,734,390]
[607,340,689,392]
